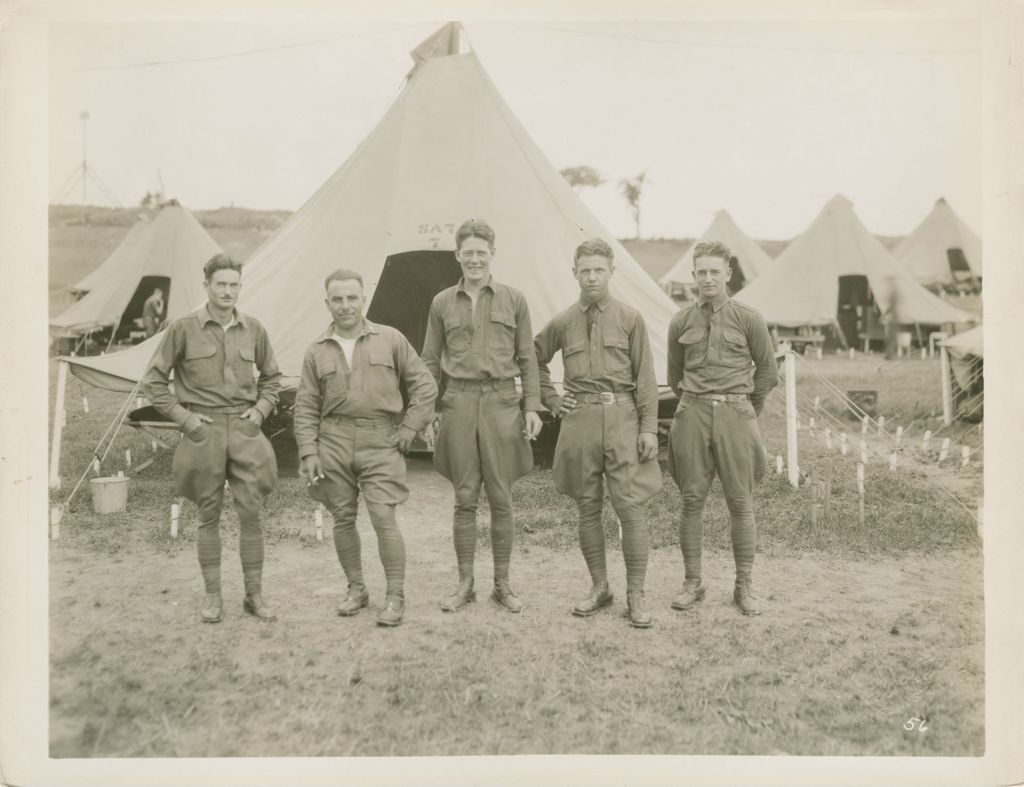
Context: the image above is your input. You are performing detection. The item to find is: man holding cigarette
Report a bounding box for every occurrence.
[421,219,543,614]
[294,268,437,627]
[143,254,281,624]
[534,238,661,628]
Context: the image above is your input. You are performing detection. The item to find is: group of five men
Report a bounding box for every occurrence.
[142,219,778,628]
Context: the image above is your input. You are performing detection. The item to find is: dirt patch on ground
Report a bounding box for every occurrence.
[50,461,983,757]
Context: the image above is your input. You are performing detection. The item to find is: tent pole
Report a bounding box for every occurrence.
[940,345,953,425]
[105,325,116,353]
[785,350,799,489]
[49,360,69,490]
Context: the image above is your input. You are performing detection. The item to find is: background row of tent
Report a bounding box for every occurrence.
[53,22,979,402]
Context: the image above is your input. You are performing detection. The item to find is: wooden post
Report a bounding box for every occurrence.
[856,463,865,527]
[170,502,179,538]
[861,415,869,435]
[825,428,832,450]
[939,345,953,426]
[840,432,848,456]
[961,446,970,467]
[889,450,897,471]
[920,346,927,360]
[125,449,132,469]
[878,415,885,431]
[896,425,904,446]
[849,347,856,361]
[922,430,932,452]
[784,350,798,489]
[939,438,950,462]
[49,360,69,490]
[92,458,101,476]
[823,461,833,517]
[81,395,89,413]
[315,505,324,542]
[816,347,823,361]
[860,439,868,464]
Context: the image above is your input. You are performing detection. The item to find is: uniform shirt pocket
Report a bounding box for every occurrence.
[679,326,707,368]
[233,343,258,395]
[602,330,631,375]
[183,342,219,387]
[720,328,753,369]
[562,341,588,380]
[368,348,402,411]
[444,314,471,354]
[488,310,517,358]
[316,355,348,411]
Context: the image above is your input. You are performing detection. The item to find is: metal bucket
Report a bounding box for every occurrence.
[90,475,129,514]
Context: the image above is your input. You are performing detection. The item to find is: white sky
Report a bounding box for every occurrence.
[48,9,982,241]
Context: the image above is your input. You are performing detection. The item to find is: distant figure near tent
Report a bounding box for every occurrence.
[142,287,165,338]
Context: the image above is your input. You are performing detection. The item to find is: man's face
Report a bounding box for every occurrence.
[204,268,241,310]
[325,278,365,331]
[574,254,614,303]
[693,255,731,301]
[456,236,493,285]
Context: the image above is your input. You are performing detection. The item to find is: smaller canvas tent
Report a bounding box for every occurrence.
[734,195,970,346]
[659,210,770,299]
[51,202,220,341]
[69,214,153,297]
[894,198,982,292]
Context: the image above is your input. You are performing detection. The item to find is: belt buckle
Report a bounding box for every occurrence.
[599,392,615,405]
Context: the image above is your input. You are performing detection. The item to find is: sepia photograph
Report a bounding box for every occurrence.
[1,0,1021,785]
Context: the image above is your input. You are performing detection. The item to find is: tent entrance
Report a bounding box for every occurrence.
[367,251,462,353]
[836,275,884,350]
[116,276,170,342]
[946,248,980,293]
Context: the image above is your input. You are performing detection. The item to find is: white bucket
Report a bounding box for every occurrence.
[90,475,129,514]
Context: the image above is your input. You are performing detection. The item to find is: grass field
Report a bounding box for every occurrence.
[47,353,984,758]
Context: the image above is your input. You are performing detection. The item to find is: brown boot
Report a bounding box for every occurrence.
[242,570,277,621]
[336,583,369,616]
[626,591,653,629]
[376,595,405,627]
[572,583,614,617]
[200,593,223,624]
[441,577,476,612]
[492,578,523,613]
[733,577,761,616]
[671,578,706,610]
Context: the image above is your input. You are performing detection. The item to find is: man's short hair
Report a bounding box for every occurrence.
[692,241,733,266]
[203,253,242,281]
[573,238,614,265]
[324,268,364,291]
[455,219,496,250]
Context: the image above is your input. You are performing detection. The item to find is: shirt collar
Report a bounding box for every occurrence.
[199,304,247,329]
[315,318,378,343]
[577,291,613,312]
[698,291,730,312]
[456,275,497,294]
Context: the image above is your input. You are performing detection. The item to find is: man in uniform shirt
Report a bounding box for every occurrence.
[666,241,778,616]
[534,239,661,628]
[421,219,543,614]
[143,254,281,624]
[142,287,165,338]
[294,269,437,627]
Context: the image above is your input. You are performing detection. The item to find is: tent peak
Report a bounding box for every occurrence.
[825,194,853,209]
[407,22,466,78]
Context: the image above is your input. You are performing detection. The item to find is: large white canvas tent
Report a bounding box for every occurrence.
[69,214,153,297]
[734,195,970,344]
[52,202,220,339]
[658,209,770,299]
[894,198,982,291]
[62,22,679,391]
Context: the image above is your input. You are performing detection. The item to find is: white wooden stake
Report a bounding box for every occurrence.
[816,347,823,360]
[860,440,868,464]
[961,446,970,467]
[315,505,324,542]
[116,470,124,478]
[784,351,799,489]
[825,428,832,450]
[896,425,904,446]
[776,455,784,475]
[49,360,69,491]
[849,347,856,361]
[151,441,158,452]
[922,430,932,451]
[889,451,897,471]
[170,503,179,538]
[809,416,816,431]
[125,449,132,468]
[939,438,950,462]
[861,415,869,435]
[878,416,885,431]
[813,396,820,412]
[81,395,89,413]
[92,458,101,476]
[920,346,927,360]
[840,432,848,456]
[939,346,953,426]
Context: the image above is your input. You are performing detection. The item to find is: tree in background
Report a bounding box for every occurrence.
[619,172,646,240]
[559,165,604,191]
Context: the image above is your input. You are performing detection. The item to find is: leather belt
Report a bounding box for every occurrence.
[683,392,749,403]
[576,391,635,405]
[184,403,250,415]
[447,378,517,393]
[323,413,396,429]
